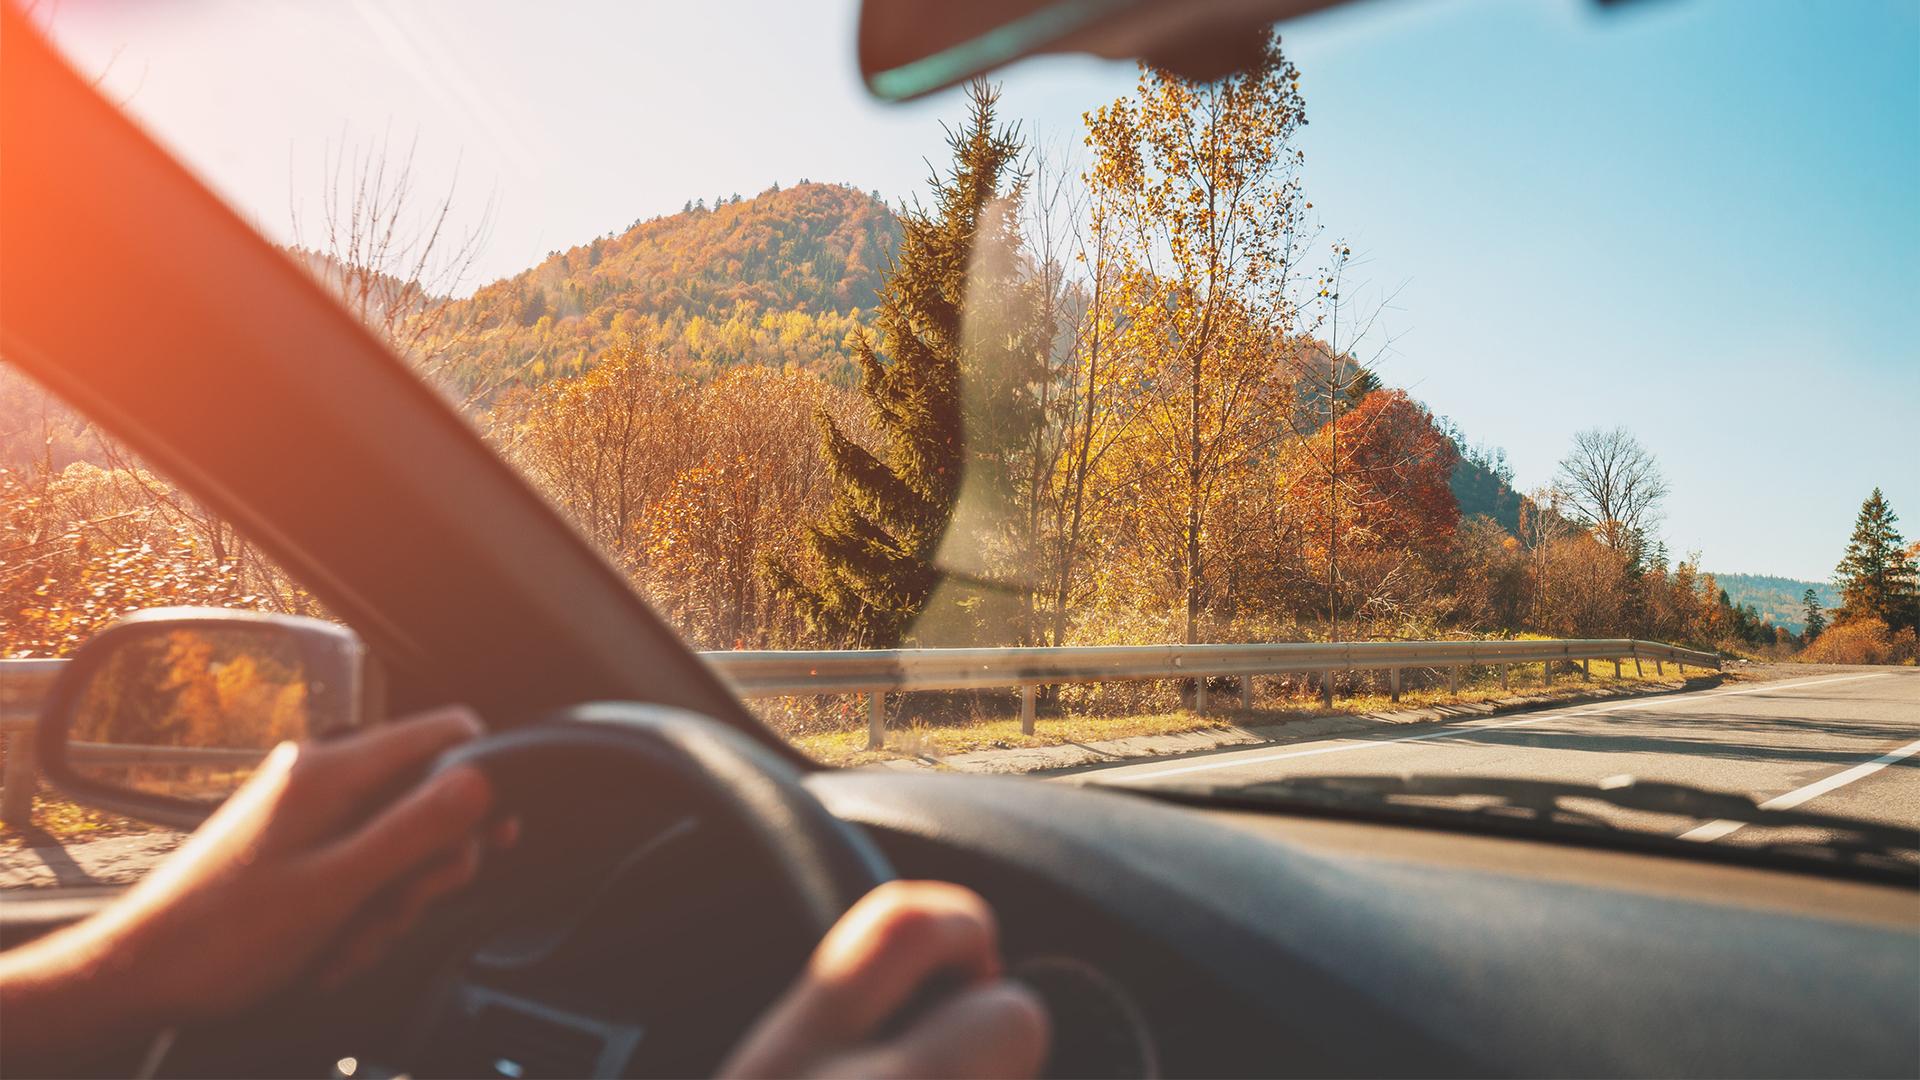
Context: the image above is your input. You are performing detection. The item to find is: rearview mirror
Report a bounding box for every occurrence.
[36,608,381,829]
[857,0,1322,100]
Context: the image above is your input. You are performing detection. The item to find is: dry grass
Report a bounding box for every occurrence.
[795,659,1692,767]
[0,795,154,850]
[794,709,1241,766]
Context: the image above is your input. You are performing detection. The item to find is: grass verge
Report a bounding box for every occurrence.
[794,661,1701,768]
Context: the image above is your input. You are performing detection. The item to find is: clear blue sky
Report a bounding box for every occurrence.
[36,0,1920,582]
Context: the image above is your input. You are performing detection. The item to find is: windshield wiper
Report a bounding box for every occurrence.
[1143,774,1919,882]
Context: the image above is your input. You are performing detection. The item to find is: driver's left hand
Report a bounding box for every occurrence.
[1,708,1049,1080]
[0,707,501,1070]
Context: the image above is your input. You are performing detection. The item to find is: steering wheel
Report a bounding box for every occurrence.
[151,704,896,1079]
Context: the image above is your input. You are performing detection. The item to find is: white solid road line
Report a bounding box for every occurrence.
[1678,735,1920,843]
[1090,671,1896,786]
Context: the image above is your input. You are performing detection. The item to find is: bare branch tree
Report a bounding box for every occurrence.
[1552,426,1668,550]
[1012,140,1077,644]
[1279,242,1406,641]
[290,130,493,400]
[1023,141,1144,646]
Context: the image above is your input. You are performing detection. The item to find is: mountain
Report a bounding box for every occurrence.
[429,182,903,399]
[1713,573,1839,634]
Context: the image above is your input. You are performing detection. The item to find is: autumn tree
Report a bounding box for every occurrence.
[1533,530,1633,638]
[1086,33,1311,642]
[508,337,691,571]
[977,140,1167,648]
[770,82,1032,646]
[502,340,858,649]
[1833,488,1920,632]
[1446,516,1529,632]
[1279,388,1460,635]
[638,367,850,648]
[1279,242,1404,640]
[1,366,319,657]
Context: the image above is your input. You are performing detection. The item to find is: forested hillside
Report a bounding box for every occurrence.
[429,182,902,397]
[436,182,1527,533]
[1448,441,1525,534]
[1714,573,1838,634]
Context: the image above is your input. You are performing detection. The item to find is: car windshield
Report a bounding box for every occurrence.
[5,0,1916,873]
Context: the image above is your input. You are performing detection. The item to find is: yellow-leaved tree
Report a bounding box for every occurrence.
[1084,34,1313,642]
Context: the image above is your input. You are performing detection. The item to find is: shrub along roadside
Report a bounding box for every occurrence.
[1797,618,1920,666]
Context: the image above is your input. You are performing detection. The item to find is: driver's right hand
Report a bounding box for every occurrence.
[721,880,1051,1079]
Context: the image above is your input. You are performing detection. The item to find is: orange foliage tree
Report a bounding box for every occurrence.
[1279,388,1459,634]
[502,341,861,649]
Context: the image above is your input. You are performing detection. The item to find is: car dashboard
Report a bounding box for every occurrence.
[3,769,1913,1079]
[807,770,1919,1078]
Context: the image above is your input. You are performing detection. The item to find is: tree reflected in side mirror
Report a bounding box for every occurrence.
[69,626,313,803]
[40,609,378,827]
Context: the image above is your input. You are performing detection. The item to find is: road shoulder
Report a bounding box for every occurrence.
[881,674,1738,778]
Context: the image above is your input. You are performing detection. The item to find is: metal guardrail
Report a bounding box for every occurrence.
[719,637,1718,748]
[0,638,1718,822]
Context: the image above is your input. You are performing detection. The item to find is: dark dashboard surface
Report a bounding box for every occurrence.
[2,768,1913,1078]
[807,770,1920,1078]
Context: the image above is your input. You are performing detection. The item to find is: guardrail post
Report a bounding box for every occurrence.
[1634,655,1644,677]
[1019,686,1036,736]
[1,730,36,828]
[1581,659,1591,682]
[1389,667,1401,704]
[1239,675,1253,711]
[1655,659,1664,676]
[1193,676,1208,713]
[1499,664,1509,691]
[1544,659,1555,687]
[1449,666,1460,695]
[866,691,886,750]
[1321,668,1335,709]
[1614,657,1622,679]
[1676,660,1685,676]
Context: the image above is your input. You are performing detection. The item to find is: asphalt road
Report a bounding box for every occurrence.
[1074,669,1920,854]
[6,669,1916,888]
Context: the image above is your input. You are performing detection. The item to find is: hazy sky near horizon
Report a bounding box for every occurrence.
[35,0,1919,583]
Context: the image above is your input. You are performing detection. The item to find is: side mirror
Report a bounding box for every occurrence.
[36,608,382,829]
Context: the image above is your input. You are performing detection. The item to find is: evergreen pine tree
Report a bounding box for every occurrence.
[1833,488,1920,632]
[1345,365,1383,405]
[1801,587,1826,641]
[768,82,1031,646]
